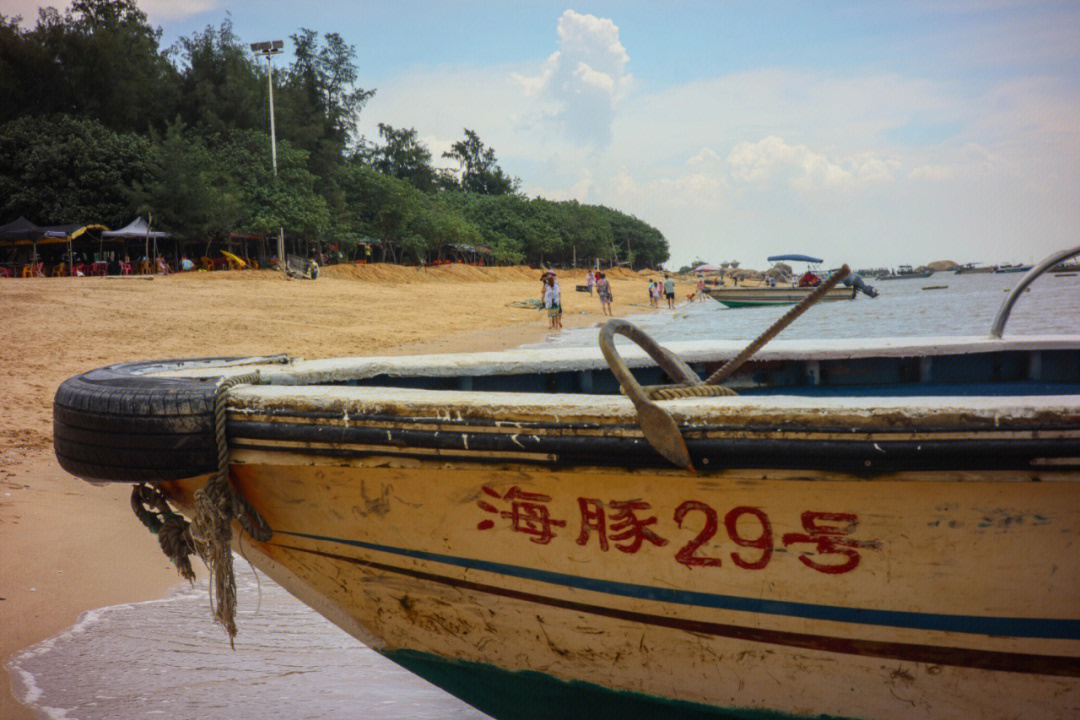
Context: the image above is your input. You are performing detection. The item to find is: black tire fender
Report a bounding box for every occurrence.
[53,358,239,482]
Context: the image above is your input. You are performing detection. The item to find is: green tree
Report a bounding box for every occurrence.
[442,129,520,195]
[206,130,329,239]
[0,115,151,225]
[0,0,178,133]
[370,123,437,192]
[281,29,374,171]
[173,19,263,135]
[132,123,243,239]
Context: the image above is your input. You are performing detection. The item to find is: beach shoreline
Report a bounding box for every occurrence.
[0,265,689,719]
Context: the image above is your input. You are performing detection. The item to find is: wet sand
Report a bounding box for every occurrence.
[0,264,684,719]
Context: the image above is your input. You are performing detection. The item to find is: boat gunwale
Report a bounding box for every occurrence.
[148,334,1080,384]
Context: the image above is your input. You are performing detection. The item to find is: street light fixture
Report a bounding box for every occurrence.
[251,39,286,278]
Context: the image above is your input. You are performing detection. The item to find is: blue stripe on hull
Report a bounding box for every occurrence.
[276,530,1080,640]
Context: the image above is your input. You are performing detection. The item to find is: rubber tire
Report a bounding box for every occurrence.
[53,359,233,482]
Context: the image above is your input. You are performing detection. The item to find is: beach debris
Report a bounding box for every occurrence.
[506,298,544,309]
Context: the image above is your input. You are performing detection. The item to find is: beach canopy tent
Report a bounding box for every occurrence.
[0,217,107,246]
[0,216,44,244]
[692,263,722,273]
[101,217,172,241]
[103,216,173,261]
[40,223,109,244]
[767,254,824,264]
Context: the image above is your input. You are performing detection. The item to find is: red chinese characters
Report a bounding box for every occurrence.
[476,485,566,545]
[576,498,668,553]
[475,486,880,574]
[781,511,882,574]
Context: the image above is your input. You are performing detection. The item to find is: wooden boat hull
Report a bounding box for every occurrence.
[54,337,1080,719]
[162,456,1079,720]
[704,285,856,307]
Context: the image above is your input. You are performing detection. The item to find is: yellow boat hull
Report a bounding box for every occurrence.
[166,454,1080,720]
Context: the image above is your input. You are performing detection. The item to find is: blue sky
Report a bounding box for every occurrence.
[10,1,1080,270]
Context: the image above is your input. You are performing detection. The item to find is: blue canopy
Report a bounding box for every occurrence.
[767,254,822,264]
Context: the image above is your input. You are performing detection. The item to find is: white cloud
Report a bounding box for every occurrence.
[727,136,892,190]
[511,10,632,148]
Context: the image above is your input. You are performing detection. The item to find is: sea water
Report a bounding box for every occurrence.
[8,271,1080,719]
[7,563,490,720]
[537,270,1080,349]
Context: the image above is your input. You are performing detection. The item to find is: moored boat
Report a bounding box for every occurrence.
[955,262,994,274]
[52,250,1080,720]
[705,254,875,308]
[995,263,1035,274]
[877,264,934,280]
[705,283,856,306]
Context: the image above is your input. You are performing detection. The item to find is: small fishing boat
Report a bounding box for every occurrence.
[995,263,1035,274]
[53,252,1080,720]
[954,263,994,275]
[705,254,875,308]
[704,283,857,307]
[877,264,934,280]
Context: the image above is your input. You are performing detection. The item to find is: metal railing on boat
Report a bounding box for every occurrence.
[991,244,1080,338]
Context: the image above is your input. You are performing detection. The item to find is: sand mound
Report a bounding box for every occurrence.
[322,263,656,284]
[324,263,548,284]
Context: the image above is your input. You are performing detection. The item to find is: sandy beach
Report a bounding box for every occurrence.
[0,264,687,719]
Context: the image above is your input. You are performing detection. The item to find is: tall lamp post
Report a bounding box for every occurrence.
[250,39,286,278]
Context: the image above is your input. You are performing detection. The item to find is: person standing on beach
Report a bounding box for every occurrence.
[696,278,706,301]
[663,274,675,308]
[597,272,613,316]
[586,271,595,295]
[543,273,562,329]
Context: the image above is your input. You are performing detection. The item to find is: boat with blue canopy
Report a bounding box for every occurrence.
[704,254,877,307]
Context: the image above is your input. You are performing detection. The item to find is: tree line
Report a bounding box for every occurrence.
[0,0,669,268]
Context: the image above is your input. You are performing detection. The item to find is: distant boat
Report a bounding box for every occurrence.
[995,263,1034,274]
[955,263,994,275]
[705,284,857,307]
[877,264,934,280]
[706,254,874,307]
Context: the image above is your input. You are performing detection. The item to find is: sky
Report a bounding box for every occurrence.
[8,0,1080,271]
